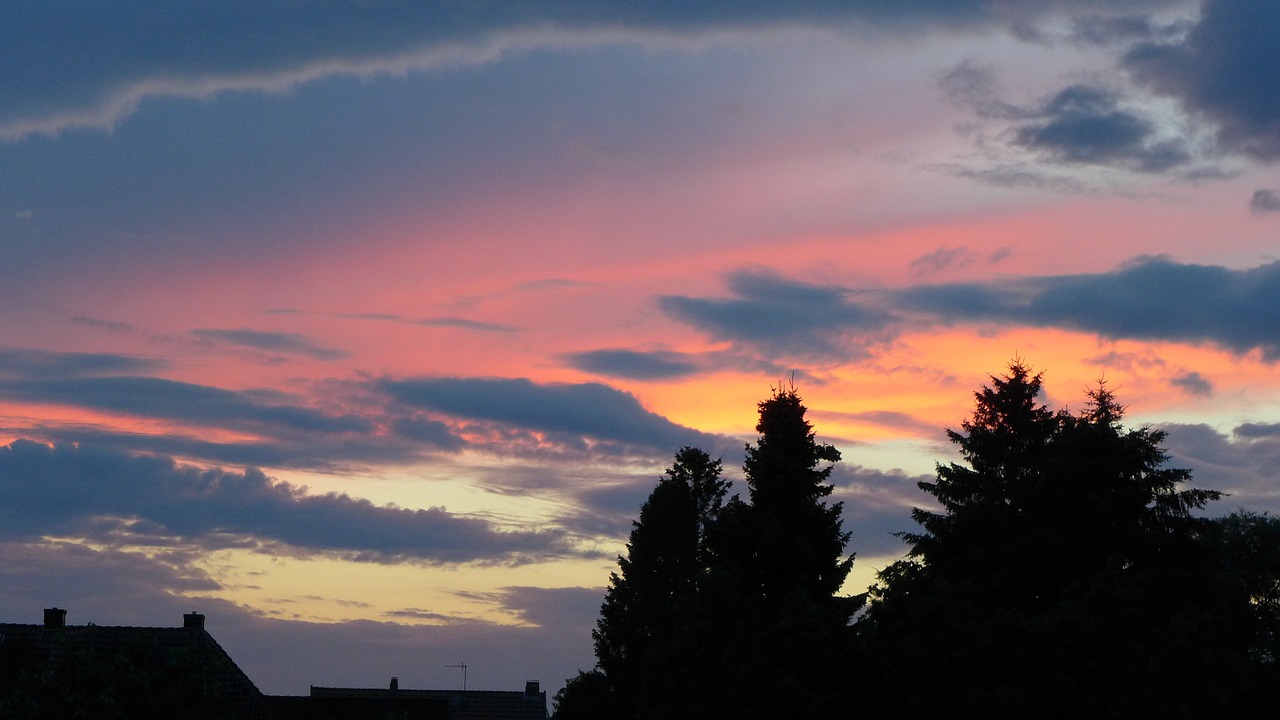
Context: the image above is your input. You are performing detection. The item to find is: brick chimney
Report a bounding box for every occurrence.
[43,608,67,628]
[183,612,205,630]
[390,677,399,692]
[525,681,540,698]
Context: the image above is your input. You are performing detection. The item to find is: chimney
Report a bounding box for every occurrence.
[524,681,540,698]
[390,677,399,692]
[183,612,205,630]
[43,608,67,628]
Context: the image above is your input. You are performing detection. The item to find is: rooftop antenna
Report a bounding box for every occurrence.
[445,662,468,692]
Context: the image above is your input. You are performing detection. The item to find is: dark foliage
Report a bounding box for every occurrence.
[706,387,858,719]
[591,446,727,718]
[559,362,1280,720]
[859,361,1247,718]
[560,390,858,719]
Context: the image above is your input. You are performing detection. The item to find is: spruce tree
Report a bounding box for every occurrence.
[861,361,1230,717]
[591,447,726,718]
[713,386,857,719]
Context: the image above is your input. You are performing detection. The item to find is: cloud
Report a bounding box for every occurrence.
[492,586,604,630]
[897,257,1280,360]
[380,376,722,454]
[1170,370,1214,397]
[810,409,940,437]
[565,349,700,380]
[0,375,372,434]
[1160,422,1280,509]
[0,4,924,139]
[17,425,430,473]
[0,540,599,698]
[829,464,936,557]
[659,269,890,362]
[2,2,1182,141]
[191,328,349,360]
[1012,84,1190,172]
[1251,188,1280,214]
[664,258,1280,365]
[1124,0,1280,162]
[908,246,979,278]
[267,310,519,334]
[1068,13,1192,46]
[410,317,520,333]
[0,440,580,565]
[0,348,166,378]
[940,61,1195,177]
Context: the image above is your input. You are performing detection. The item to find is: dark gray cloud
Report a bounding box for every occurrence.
[1125,0,1280,161]
[1160,422,1280,510]
[897,257,1280,359]
[565,349,699,380]
[2,1,1180,140]
[1233,422,1280,440]
[1251,188,1280,214]
[0,348,166,378]
[940,60,1191,181]
[659,269,890,362]
[1170,370,1214,397]
[380,376,722,454]
[1012,84,1190,172]
[192,328,349,360]
[665,258,1280,364]
[0,440,578,564]
[20,425,430,473]
[0,375,371,434]
[495,586,604,630]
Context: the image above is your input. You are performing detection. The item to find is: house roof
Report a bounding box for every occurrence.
[0,609,271,719]
[301,683,548,720]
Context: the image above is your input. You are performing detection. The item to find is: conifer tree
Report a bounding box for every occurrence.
[861,361,1230,717]
[711,386,858,719]
[591,447,726,718]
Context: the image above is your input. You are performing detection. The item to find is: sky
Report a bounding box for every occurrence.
[3,0,1280,702]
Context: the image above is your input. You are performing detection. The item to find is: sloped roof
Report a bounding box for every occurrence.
[0,613,271,719]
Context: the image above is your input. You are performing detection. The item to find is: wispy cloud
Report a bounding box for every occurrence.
[1251,188,1280,214]
[0,348,166,378]
[0,2,1014,141]
[192,328,349,360]
[565,348,700,381]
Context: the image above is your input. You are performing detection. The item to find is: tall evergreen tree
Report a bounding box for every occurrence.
[709,386,858,719]
[860,361,1230,718]
[591,447,726,719]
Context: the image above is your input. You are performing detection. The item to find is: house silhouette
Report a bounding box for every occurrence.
[0,608,547,720]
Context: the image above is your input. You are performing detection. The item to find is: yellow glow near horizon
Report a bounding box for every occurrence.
[189,549,614,627]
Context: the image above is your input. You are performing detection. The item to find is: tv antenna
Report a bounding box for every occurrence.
[445,662,468,691]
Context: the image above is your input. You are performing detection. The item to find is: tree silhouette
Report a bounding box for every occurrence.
[860,361,1233,717]
[590,447,727,719]
[706,386,858,719]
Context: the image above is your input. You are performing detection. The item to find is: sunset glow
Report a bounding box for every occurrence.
[4,0,1280,701]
